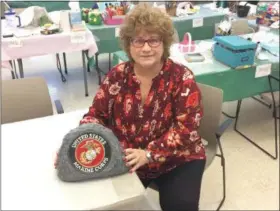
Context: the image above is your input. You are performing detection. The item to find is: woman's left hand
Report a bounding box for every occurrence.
[124,148,149,173]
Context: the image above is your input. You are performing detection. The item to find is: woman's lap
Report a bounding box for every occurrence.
[139,159,206,211]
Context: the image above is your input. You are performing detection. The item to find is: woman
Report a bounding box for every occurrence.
[81,3,206,211]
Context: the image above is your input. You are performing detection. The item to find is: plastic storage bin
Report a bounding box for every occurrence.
[213,36,257,68]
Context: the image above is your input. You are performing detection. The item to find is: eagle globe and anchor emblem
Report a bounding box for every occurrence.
[72,136,110,173]
[79,140,102,164]
[56,123,129,182]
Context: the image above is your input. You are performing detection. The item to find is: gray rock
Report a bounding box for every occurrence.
[57,123,129,182]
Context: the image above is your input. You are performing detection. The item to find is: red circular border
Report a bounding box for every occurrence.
[74,138,105,168]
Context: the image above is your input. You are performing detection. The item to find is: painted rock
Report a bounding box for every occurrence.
[57,123,129,182]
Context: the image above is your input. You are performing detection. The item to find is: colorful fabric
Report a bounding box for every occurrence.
[80,59,206,179]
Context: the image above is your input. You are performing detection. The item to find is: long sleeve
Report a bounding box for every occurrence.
[79,65,129,150]
[80,81,109,126]
[80,71,120,126]
[146,71,205,164]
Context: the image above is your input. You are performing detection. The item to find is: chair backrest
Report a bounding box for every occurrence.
[197,83,223,169]
[1,77,54,124]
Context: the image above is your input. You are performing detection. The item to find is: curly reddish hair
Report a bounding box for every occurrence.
[119,3,175,62]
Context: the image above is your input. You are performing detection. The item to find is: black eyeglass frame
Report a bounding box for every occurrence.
[130,37,163,48]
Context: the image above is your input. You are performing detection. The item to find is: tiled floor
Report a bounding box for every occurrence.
[2,51,279,210]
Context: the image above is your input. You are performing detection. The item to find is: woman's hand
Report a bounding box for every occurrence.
[124,148,149,173]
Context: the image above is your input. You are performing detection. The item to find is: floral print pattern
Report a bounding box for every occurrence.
[80,59,206,179]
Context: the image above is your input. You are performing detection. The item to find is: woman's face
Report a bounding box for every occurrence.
[129,30,164,69]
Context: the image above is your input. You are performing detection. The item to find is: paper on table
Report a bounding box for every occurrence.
[71,31,86,43]
[13,28,41,37]
[261,44,279,57]
[197,40,214,52]
[255,63,272,78]
[192,18,204,28]
[115,27,120,37]
[270,20,279,29]
[257,52,270,61]
[251,31,278,43]
[13,30,33,37]
[202,3,216,9]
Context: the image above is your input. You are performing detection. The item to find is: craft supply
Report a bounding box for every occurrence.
[68,1,84,31]
[256,2,279,27]
[213,35,257,68]
[4,9,21,27]
[178,32,196,53]
[60,10,71,32]
[184,53,205,63]
[88,10,102,25]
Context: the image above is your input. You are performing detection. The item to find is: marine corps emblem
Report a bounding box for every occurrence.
[57,123,129,182]
[69,133,111,173]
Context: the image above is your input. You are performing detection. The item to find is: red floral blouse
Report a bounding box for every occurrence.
[80,59,206,179]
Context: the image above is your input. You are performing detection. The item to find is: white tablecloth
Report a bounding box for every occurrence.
[1,110,155,210]
[1,20,98,70]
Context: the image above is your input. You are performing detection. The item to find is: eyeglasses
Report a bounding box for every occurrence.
[130,37,162,48]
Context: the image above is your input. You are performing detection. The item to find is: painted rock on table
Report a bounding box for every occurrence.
[56,123,129,182]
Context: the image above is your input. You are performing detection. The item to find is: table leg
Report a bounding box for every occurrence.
[56,53,67,82]
[9,60,17,79]
[17,58,24,78]
[11,71,16,79]
[95,52,99,70]
[82,50,89,97]
[9,61,15,79]
[268,76,279,161]
[251,96,272,108]
[63,52,68,75]
[268,75,280,120]
[12,60,19,79]
[234,99,278,160]
[95,52,102,85]
[84,50,91,73]
[108,53,111,71]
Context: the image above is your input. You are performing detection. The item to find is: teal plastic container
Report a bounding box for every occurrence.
[213,36,257,68]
